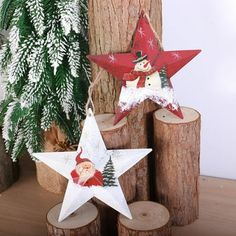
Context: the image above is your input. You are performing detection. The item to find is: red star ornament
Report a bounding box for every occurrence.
[88,11,201,125]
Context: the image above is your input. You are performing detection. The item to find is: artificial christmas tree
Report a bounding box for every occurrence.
[0,0,90,160]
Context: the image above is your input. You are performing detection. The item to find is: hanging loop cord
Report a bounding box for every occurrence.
[144,13,164,51]
[85,70,103,114]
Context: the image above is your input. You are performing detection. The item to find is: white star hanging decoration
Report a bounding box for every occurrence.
[33,109,151,222]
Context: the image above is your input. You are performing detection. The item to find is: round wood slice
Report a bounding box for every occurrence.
[35,161,67,194]
[118,201,171,236]
[153,107,200,226]
[46,202,100,236]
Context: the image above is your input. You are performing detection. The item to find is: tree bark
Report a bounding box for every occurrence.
[118,201,171,236]
[46,202,101,236]
[153,107,200,226]
[88,0,162,201]
[35,161,67,194]
[35,124,70,194]
[0,129,19,193]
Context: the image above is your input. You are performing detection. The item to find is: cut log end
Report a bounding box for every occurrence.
[154,106,200,124]
[118,201,171,236]
[95,113,127,132]
[46,202,100,236]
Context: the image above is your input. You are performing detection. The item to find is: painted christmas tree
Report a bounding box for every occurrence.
[102,156,117,187]
[159,66,169,88]
[0,0,91,160]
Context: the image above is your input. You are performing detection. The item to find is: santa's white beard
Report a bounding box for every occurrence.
[78,168,96,184]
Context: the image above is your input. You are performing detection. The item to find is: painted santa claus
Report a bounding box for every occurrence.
[70,148,104,187]
[124,51,163,90]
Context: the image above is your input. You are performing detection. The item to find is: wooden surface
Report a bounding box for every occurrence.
[47,202,100,236]
[88,0,162,200]
[118,201,171,236]
[154,107,200,226]
[0,157,236,236]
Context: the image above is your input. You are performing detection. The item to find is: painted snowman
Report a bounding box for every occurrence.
[124,51,162,91]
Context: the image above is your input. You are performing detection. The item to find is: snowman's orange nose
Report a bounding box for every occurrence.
[144,62,149,68]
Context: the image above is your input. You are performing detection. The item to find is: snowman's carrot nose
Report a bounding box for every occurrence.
[144,61,149,68]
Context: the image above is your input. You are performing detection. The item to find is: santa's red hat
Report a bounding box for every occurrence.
[75,147,91,165]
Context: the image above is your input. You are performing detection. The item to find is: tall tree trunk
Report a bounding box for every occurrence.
[88,0,162,200]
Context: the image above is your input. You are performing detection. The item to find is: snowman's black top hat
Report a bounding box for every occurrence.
[133,51,147,63]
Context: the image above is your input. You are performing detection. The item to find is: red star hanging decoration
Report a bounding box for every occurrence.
[88,11,201,125]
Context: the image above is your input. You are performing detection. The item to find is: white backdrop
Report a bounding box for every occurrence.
[163,0,236,179]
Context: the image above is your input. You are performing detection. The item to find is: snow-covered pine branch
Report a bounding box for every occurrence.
[57,0,81,36]
[26,0,45,36]
[0,42,11,71]
[8,36,35,84]
[56,68,74,119]
[28,38,45,82]
[68,39,80,77]
[41,96,57,130]
[11,127,24,161]
[47,20,67,74]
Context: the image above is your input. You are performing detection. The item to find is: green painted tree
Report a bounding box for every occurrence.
[159,66,169,88]
[102,156,117,187]
[0,0,90,161]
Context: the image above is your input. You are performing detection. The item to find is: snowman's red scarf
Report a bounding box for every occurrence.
[124,66,157,88]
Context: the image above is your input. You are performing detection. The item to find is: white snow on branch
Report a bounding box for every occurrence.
[26,0,45,36]
[47,21,67,74]
[27,39,45,82]
[9,26,20,54]
[56,74,74,119]
[8,37,34,84]
[2,101,17,141]
[68,40,80,77]
[57,0,81,36]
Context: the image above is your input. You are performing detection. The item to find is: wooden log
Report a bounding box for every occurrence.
[153,107,201,226]
[35,124,72,194]
[46,202,100,236]
[93,198,118,236]
[88,0,162,200]
[0,129,19,193]
[35,161,67,194]
[118,201,171,236]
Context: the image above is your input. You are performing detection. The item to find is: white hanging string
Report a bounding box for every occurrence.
[144,12,164,51]
[85,70,103,114]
